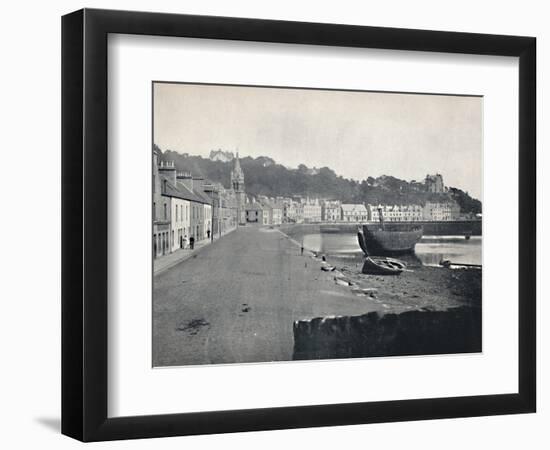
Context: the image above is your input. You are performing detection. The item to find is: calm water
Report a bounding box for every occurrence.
[300,233,481,267]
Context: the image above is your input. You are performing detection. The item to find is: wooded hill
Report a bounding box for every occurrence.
[157,146,482,215]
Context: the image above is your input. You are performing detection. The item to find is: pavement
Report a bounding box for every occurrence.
[153,225,378,367]
[153,229,236,275]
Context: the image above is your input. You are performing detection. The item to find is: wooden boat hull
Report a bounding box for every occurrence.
[361,256,406,275]
[361,224,423,255]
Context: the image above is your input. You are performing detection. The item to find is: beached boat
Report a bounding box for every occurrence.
[359,208,423,255]
[357,228,407,274]
[361,256,406,275]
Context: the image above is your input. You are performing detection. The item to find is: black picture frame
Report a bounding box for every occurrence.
[61,8,536,442]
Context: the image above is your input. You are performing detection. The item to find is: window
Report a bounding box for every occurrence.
[153,202,156,220]
[164,203,167,220]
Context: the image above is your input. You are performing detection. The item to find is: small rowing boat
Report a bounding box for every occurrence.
[361,256,407,275]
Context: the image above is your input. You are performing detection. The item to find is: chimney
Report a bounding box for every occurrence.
[177,171,193,191]
[158,160,176,185]
[193,176,205,189]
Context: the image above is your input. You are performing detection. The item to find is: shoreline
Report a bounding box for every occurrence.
[277,224,481,315]
[153,225,481,366]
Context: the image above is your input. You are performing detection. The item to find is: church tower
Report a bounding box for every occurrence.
[231,152,246,225]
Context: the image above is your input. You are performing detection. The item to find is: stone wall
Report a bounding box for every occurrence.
[318,220,482,236]
[293,306,481,360]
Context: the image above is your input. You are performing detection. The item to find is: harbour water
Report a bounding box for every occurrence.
[300,232,481,267]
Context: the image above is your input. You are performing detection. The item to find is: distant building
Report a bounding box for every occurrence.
[367,204,424,222]
[303,198,322,223]
[245,201,264,224]
[202,182,221,239]
[222,189,238,231]
[321,200,342,222]
[209,149,234,162]
[189,177,213,241]
[423,201,461,221]
[282,199,304,223]
[269,201,283,225]
[425,174,445,193]
[341,204,368,222]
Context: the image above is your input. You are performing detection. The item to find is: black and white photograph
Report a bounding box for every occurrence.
[152,82,483,367]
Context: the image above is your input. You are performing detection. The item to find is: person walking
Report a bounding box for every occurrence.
[189,236,195,250]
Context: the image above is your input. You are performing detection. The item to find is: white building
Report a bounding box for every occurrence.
[270,202,283,225]
[341,204,368,222]
[283,200,304,223]
[209,149,234,162]
[322,200,342,222]
[303,198,322,222]
[423,202,460,221]
[367,204,424,222]
[170,198,191,251]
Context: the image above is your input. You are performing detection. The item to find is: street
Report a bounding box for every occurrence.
[153,225,376,366]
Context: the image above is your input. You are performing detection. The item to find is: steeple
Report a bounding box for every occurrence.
[231,151,245,192]
[233,152,243,177]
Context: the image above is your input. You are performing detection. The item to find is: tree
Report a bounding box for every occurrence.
[154,145,482,214]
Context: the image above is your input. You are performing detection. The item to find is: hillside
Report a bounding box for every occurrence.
[157,146,482,215]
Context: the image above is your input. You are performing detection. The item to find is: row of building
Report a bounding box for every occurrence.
[154,148,463,257]
[240,196,461,225]
[153,148,248,259]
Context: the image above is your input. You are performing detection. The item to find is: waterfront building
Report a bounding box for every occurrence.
[282,201,291,222]
[153,147,243,259]
[221,189,238,233]
[261,204,271,225]
[303,198,322,223]
[156,162,210,255]
[367,204,424,222]
[170,195,190,252]
[269,201,283,225]
[174,173,206,243]
[256,196,276,225]
[321,200,342,222]
[282,199,304,223]
[202,182,238,239]
[425,173,445,193]
[231,152,246,225]
[153,149,171,258]
[201,182,221,239]
[245,201,264,224]
[341,204,368,222]
[192,178,213,241]
[423,201,461,221]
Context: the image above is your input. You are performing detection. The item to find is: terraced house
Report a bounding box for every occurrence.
[341,204,368,222]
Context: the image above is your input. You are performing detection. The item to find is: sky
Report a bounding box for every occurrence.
[153,82,482,199]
